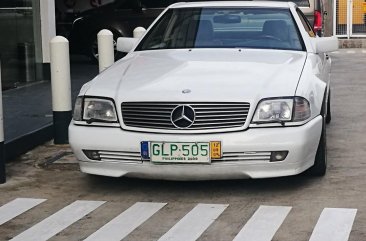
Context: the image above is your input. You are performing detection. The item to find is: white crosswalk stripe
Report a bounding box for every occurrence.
[0,199,359,241]
[84,202,166,241]
[309,208,357,241]
[9,200,105,241]
[158,203,228,241]
[0,198,46,226]
[233,205,292,241]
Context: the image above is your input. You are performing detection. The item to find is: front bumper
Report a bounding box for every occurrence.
[69,116,323,180]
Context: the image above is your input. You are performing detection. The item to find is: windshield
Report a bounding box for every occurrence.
[136,7,304,51]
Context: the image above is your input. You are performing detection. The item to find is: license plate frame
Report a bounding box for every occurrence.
[149,142,214,164]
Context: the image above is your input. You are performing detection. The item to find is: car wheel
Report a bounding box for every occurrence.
[326,91,331,124]
[88,31,122,62]
[307,117,327,176]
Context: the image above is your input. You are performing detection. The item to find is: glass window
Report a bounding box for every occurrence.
[0,0,36,89]
[296,8,315,37]
[137,7,304,51]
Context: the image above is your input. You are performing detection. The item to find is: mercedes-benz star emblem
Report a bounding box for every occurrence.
[171,105,195,128]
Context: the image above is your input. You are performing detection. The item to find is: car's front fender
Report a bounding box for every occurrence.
[295,53,328,118]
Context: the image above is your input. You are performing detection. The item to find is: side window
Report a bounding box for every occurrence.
[296,8,315,37]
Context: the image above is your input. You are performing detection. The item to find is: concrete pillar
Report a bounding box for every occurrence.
[133,27,146,38]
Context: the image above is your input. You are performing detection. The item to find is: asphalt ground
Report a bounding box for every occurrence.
[0,49,365,241]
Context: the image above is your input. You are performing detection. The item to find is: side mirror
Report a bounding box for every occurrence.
[313,36,338,53]
[116,37,138,53]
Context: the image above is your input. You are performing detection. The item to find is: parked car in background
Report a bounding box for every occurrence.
[69,1,338,180]
[68,0,326,60]
[69,0,169,60]
[277,0,325,35]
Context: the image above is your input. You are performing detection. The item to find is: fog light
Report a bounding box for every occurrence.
[83,150,101,160]
[270,151,288,162]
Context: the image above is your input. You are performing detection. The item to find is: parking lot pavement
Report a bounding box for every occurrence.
[0,49,366,241]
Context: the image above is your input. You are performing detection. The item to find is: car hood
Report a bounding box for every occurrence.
[85,49,307,104]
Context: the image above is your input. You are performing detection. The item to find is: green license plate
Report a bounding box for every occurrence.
[150,142,210,163]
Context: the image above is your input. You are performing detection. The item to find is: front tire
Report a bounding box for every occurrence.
[307,117,327,176]
[326,91,331,124]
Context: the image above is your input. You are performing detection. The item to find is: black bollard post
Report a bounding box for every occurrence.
[0,60,6,184]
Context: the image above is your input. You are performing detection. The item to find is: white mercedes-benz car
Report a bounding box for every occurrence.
[69,1,338,180]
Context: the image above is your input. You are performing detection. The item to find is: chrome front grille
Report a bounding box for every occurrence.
[121,102,250,130]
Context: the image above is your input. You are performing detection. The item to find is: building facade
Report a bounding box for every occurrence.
[0,0,55,90]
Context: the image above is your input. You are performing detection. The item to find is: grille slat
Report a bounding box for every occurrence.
[195,117,247,122]
[122,107,175,110]
[122,110,173,114]
[99,154,141,159]
[123,117,173,122]
[194,110,249,114]
[192,121,246,126]
[223,152,271,156]
[96,150,270,163]
[122,102,250,131]
[212,151,271,163]
[98,151,142,163]
[196,113,247,118]
[99,151,140,155]
[122,113,172,118]
[124,121,174,127]
[219,156,270,160]
[191,106,248,111]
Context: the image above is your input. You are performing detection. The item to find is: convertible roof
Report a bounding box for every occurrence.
[169,1,295,9]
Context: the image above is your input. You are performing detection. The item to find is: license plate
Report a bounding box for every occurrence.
[146,142,221,164]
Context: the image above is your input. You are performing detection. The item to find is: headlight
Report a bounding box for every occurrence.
[72,97,118,123]
[252,97,310,124]
[83,98,117,123]
[73,97,83,121]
